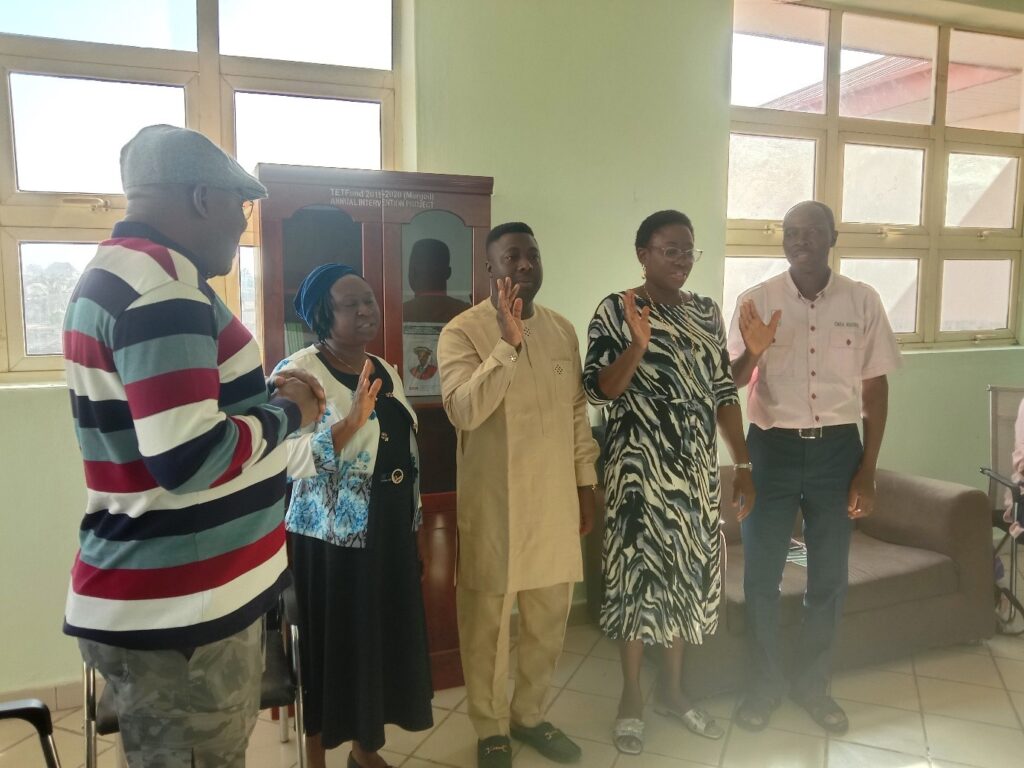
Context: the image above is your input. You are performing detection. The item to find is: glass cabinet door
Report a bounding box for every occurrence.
[281,205,363,355]
[399,210,474,397]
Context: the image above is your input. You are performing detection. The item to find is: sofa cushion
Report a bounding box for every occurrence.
[723,531,959,635]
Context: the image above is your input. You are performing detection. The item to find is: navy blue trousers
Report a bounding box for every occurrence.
[741,424,862,700]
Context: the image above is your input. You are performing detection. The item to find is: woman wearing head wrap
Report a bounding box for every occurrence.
[273,264,433,768]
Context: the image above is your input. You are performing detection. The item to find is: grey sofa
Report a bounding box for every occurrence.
[586,460,995,700]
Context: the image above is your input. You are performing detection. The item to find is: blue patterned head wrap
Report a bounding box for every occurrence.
[293,263,360,330]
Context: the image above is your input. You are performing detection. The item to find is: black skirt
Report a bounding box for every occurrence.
[290,359,433,751]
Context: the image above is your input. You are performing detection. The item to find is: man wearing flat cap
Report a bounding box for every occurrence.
[62,124,324,767]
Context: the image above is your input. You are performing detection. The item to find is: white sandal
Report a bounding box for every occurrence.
[612,718,645,754]
[654,705,725,740]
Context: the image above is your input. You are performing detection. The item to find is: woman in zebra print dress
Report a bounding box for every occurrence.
[584,210,754,753]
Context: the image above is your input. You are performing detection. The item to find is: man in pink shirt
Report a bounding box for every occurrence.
[727,200,901,735]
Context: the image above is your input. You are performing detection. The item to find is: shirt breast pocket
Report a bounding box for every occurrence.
[758,324,795,378]
[551,357,576,403]
[829,327,865,378]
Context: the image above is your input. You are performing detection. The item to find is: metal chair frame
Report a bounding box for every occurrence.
[84,585,305,768]
[0,698,61,767]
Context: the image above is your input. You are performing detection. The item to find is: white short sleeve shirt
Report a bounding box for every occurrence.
[727,271,902,430]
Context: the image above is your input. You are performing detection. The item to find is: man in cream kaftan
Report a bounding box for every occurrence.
[438,222,599,767]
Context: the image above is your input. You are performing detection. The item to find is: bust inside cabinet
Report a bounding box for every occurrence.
[255,164,493,689]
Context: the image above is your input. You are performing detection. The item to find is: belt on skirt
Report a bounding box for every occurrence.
[376,466,418,485]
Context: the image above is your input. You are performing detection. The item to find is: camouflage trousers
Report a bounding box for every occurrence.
[79,621,263,768]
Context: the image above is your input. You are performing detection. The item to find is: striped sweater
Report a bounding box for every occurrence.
[62,222,298,649]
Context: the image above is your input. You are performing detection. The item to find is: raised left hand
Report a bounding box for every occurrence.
[578,485,596,535]
[847,466,876,519]
[732,468,755,521]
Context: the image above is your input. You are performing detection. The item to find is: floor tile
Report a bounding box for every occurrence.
[913,648,1004,688]
[719,725,825,768]
[561,624,603,656]
[640,709,727,765]
[245,717,303,768]
[0,718,33,753]
[994,656,1024,692]
[0,725,114,768]
[433,685,466,711]
[830,669,920,711]
[615,752,717,767]
[827,740,929,768]
[590,636,621,661]
[411,711,479,768]
[986,634,1024,662]
[831,698,927,756]
[924,713,1024,768]
[381,707,446,756]
[564,655,653,700]
[1010,690,1024,724]
[543,688,618,745]
[917,677,1020,728]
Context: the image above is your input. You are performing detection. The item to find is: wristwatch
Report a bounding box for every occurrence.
[734,462,753,471]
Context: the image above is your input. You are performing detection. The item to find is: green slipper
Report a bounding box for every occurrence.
[510,720,582,763]
[477,735,512,768]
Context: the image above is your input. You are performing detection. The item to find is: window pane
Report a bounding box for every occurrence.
[842,144,924,225]
[728,134,816,220]
[0,0,196,51]
[20,242,94,356]
[219,0,391,70]
[840,14,937,125]
[947,31,1024,132]
[945,153,1018,229]
[839,258,918,333]
[731,1,828,113]
[940,259,1012,332]
[9,74,186,193]
[234,92,381,174]
[722,257,790,330]
[239,246,258,341]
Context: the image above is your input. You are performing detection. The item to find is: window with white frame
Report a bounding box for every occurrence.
[727,0,1024,347]
[0,0,395,378]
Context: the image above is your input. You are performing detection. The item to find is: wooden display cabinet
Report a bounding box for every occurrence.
[254,164,493,689]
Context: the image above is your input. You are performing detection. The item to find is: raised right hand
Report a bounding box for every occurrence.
[272,375,321,428]
[738,299,782,357]
[496,276,524,349]
[623,289,651,351]
[346,359,383,430]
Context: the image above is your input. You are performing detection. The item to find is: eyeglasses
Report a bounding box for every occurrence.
[653,245,703,263]
[242,199,255,221]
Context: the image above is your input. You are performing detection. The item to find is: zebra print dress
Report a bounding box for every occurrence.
[584,292,739,646]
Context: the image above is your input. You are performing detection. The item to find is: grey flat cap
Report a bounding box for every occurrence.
[120,124,267,200]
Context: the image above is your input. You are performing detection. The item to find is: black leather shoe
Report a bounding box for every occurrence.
[510,721,581,763]
[477,735,513,768]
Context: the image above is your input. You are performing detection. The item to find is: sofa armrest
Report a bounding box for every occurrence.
[861,469,992,615]
[862,470,989,558]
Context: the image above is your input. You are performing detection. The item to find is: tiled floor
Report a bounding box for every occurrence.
[3,623,1024,768]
